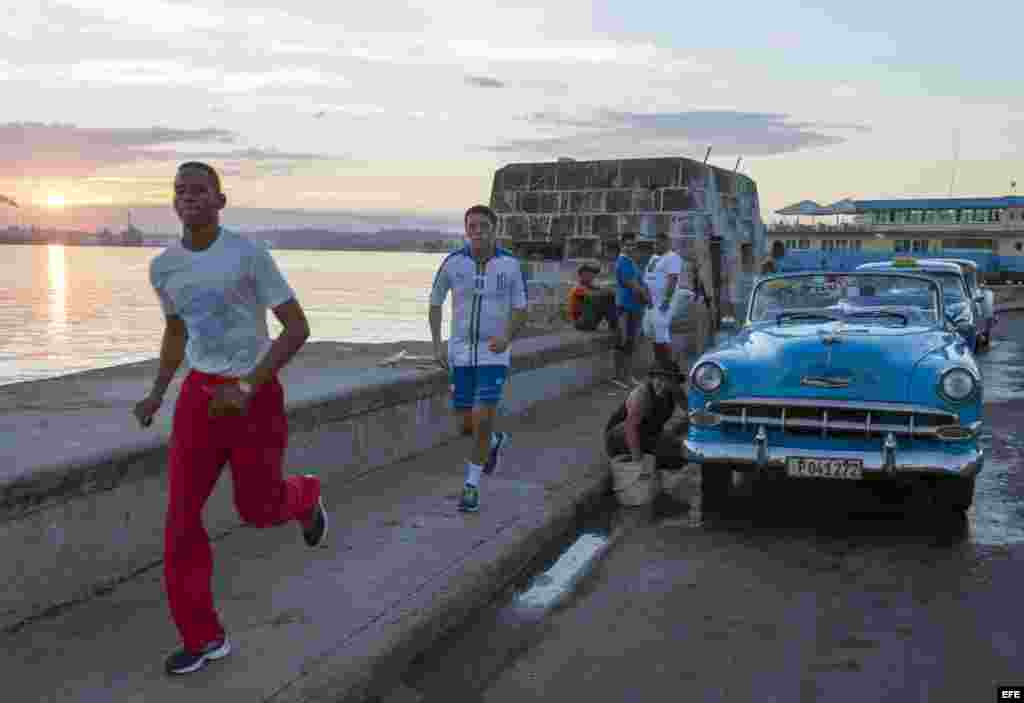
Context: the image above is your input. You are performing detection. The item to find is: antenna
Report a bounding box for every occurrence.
[734,156,742,172]
[948,128,960,197]
[703,146,712,164]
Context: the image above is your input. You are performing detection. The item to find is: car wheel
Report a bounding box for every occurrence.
[700,465,732,508]
[933,476,975,514]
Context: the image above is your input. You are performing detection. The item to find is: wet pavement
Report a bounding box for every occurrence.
[381,313,1024,703]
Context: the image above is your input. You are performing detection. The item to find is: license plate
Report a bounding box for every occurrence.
[785,457,863,480]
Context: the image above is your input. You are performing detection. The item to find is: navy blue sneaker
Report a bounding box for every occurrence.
[458,484,480,513]
[302,494,329,548]
[165,638,231,675]
[483,431,510,476]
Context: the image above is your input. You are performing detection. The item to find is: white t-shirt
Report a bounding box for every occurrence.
[429,246,528,368]
[643,251,684,308]
[149,229,296,377]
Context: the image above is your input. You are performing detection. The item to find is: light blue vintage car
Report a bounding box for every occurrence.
[685,271,984,513]
[855,258,981,353]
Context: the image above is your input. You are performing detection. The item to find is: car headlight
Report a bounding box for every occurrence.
[691,362,725,394]
[938,368,977,402]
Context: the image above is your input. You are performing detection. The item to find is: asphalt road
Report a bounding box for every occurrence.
[386,312,1024,703]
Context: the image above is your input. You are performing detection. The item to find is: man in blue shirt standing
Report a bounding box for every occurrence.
[614,232,649,385]
[429,205,528,513]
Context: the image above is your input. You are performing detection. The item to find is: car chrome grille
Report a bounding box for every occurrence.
[708,397,959,440]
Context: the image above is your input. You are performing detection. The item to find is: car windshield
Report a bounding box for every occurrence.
[920,271,967,302]
[961,268,978,294]
[750,273,941,325]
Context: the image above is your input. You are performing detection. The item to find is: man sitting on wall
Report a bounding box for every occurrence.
[604,360,688,470]
[568,263,617,331]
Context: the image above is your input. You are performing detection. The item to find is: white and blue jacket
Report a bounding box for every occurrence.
[429,246,528,368]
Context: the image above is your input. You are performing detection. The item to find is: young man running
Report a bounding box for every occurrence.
[133,162,327,676]
[429,205,528,513]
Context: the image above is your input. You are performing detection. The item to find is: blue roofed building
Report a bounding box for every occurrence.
[767,194,1024,282]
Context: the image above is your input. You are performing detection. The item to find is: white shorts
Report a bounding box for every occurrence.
[643,307,672,344]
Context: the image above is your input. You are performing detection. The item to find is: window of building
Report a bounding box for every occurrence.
[799,239,810,249]
[894,240,910,253]
[912,239,929,253]
[1017,242,1023,252]
[942,238,994,250]
[853,240,862,251]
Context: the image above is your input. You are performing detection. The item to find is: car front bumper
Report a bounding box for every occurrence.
[684,436,984,479]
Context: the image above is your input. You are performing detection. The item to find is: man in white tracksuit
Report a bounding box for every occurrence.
[643,233,684,367]
[428,205,528,513]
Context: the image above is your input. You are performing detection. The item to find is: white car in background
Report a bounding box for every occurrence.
[933,258,996,348]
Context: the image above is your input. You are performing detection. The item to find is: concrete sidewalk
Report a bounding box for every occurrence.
[1,378,637,703]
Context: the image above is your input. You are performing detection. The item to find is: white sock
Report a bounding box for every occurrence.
[465,462,483,487]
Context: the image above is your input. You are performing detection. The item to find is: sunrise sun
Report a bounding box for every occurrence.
[46,193,66,208]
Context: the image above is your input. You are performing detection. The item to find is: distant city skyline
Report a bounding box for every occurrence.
[3,1,1022,226]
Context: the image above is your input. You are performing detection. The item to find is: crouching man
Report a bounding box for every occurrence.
[604,361,688,470]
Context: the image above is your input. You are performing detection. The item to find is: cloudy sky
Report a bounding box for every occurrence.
[3,0,1023,226]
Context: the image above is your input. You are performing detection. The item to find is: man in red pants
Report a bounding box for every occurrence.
[133,162,328,676]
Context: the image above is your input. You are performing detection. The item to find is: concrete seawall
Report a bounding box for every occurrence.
[994,284,1024,313]
[0,331,617,632]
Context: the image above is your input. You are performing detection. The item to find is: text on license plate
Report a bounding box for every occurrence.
[785,457,863,480]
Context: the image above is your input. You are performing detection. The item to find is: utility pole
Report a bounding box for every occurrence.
[948,128,959,197]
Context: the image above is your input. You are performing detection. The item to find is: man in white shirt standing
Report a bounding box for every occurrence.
[643,232,684,367]
[429,205,528,513]
[133,162,327,676]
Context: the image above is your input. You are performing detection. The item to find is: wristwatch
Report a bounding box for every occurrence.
[237,380,254,395]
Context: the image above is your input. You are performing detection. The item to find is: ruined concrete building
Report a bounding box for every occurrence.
[489,157,767,317]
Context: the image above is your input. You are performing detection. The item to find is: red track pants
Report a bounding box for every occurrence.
[164,370,321,651]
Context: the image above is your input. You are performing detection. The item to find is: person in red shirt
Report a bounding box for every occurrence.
[567,263,617,331]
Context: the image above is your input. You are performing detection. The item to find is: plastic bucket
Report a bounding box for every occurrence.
[610,454,659,507]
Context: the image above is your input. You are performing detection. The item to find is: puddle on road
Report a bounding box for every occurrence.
[978,310,1024,403]
[974,429,1024,546]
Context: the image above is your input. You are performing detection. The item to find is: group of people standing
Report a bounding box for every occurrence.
[567,231,718,385]
[565,231,723,487]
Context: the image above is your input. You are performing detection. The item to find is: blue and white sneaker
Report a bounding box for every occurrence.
[165,638,231,675]
[483,431,510,476]
[458,484,480,513]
